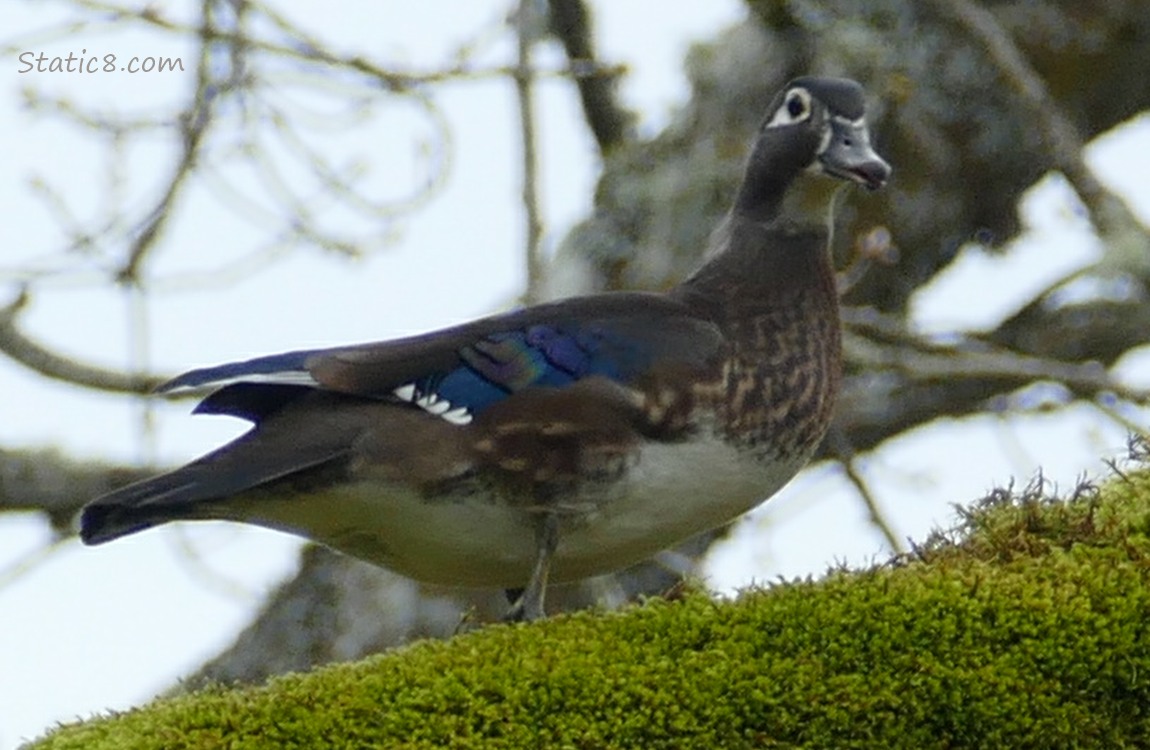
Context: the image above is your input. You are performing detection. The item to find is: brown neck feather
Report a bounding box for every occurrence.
[675,216,838,323]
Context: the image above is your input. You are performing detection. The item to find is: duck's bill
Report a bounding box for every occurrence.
[819,119,891,190]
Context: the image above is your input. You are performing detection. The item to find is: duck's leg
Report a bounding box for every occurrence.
[504,512,559,622]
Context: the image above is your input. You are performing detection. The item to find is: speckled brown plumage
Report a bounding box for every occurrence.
[672,219,841,461]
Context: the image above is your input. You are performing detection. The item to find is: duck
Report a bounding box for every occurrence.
[81,76,890,621]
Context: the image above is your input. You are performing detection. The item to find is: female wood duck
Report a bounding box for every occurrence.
[81,77,890,621]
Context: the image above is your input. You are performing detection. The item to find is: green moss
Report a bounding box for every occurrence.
[35,468,1150,749]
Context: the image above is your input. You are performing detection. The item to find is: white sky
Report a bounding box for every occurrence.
[1,2,1148,747]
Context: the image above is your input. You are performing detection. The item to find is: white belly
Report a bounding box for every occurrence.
[230,436,807,587]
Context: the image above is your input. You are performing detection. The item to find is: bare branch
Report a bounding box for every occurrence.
[825,428,906,554]
[842,324,1135,404]
[546,0,633,155]
[1091,399,1150,444]
[116,0,227,284]
[0,292,165,394]
[514,0,545,305]
[36,0,624,90]
[0,446,155,529]
[0,535,71,589]
[844,306,1143,396]
[991,292,1150,368]
[830,305,1149,456]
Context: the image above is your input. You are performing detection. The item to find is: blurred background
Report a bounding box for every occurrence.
[1,1,1148,746]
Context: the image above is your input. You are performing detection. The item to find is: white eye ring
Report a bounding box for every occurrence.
[766,88,812,127]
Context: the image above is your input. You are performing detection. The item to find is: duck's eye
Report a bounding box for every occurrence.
[766,88,812,127]
[786,93,806,118]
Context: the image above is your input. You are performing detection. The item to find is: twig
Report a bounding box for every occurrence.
[170,525,268,602]
[844,328,1146,403]
[836,226,897,295]
[514,0,544,305]
[1090,399,1150,443]
[840,307,1149,404]
[0,535,71,590]
[826,428,906,554]
[0,291,165,394]
[126,282,158,464]
[116,0,223,284]
[47,0,626,90]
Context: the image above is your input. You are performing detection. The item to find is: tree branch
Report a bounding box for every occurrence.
[0,446,154,530]
[58,0,623,90]
[514,0,545,305]
[546,0,633,155]
[0,292,165,394]
[831,306,1147,455]
[825,427,906,554]
[116,0,227,284]
[924,0,1149,270]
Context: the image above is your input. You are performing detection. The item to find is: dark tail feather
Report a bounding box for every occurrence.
[81,437,352,545]
[81,390,372,546]
[79,469,213,545]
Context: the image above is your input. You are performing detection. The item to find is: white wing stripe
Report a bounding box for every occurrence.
[163,370,319,393]
[393,382,473,425]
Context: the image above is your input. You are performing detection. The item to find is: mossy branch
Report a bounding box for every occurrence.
[32,463,1150,748]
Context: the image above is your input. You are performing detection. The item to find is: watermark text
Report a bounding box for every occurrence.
[18,49,184,74]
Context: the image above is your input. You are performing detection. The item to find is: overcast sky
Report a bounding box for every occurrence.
[2,2,1149,747]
